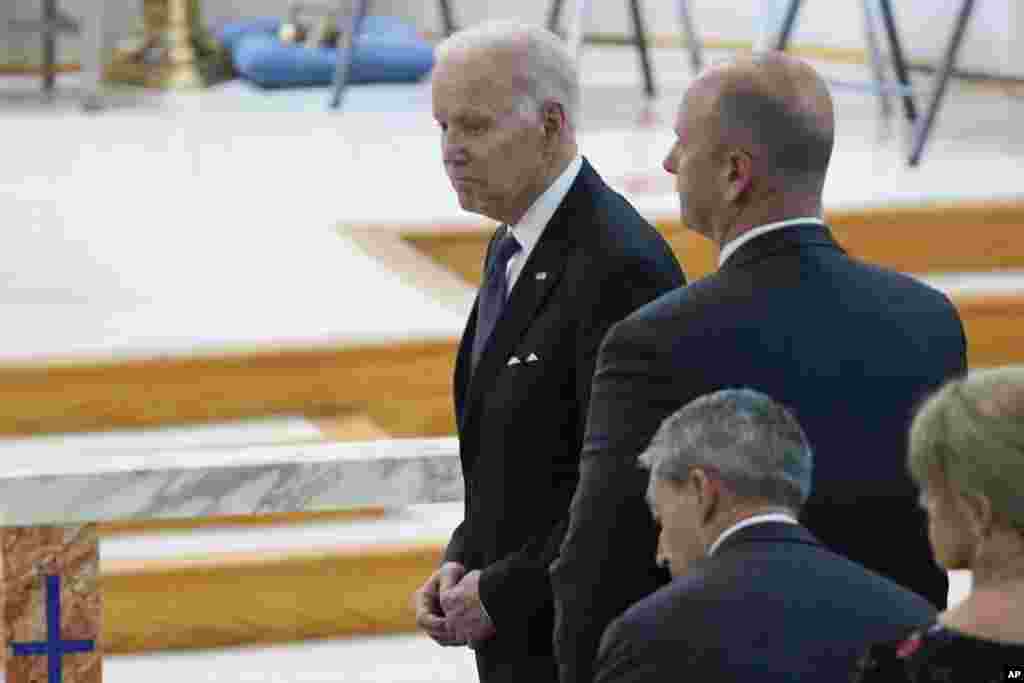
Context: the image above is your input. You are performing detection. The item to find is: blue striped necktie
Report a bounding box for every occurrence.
[472,227,521,371]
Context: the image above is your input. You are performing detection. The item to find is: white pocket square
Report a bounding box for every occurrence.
[526,353,539,363]
[507,356,522,366]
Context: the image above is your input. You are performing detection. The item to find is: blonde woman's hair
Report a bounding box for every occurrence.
[909,365,1024,528]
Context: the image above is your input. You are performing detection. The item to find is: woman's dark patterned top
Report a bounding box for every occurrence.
[851,621,1024,683]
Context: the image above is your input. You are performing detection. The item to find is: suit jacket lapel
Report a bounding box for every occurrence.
[463,225,570,420]
[460,162,593,430]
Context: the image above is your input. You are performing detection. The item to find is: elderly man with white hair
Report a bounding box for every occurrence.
[411,20,684,683]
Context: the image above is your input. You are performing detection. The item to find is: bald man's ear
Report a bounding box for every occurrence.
[723,149,754,203]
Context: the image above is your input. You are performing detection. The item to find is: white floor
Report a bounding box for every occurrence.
[0,45,1005,680]
[2,47,1022,363]
[106,632,481,683]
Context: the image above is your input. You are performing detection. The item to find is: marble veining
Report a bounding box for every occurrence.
[0,438,462,527]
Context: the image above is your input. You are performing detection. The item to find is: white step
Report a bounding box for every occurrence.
[107,632,479,683]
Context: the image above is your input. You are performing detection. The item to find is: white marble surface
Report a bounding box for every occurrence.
[0,437,461,527]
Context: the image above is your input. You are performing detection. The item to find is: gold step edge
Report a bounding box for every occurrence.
[100,542,446,653]
[98,507,390,537]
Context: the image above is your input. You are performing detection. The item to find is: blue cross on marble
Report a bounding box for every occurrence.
[10,574,96,682]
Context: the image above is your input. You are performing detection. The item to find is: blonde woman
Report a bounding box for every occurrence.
[853,366,1024,682]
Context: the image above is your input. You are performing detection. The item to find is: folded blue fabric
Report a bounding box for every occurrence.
[215,18,282,53]
[217,16,434,88]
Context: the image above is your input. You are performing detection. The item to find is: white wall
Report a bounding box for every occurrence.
[0,1,1018,78]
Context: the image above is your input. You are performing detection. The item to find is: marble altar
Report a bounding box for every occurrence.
[0,437,461,682]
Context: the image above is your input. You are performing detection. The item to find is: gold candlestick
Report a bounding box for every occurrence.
[104,0,231,89]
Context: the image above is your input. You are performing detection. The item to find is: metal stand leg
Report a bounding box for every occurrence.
[553,0,659,100]
[437,0,457,36]
[329,0,370,110]
[677,0,702,73]
[877,0,916,122]
[547,0,565,34]
[772,0,803,50]
[908,0,975,166]
[861,0,892,122]
[628,0,656,98]
[42,0,57,95]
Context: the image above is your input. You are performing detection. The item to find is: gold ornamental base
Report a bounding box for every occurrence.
[103,0,232,90]
[104,51,231,90]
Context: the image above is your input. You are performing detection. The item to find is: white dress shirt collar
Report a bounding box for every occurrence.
[505,155,583,289]
[718,217,826,267]
[707,512,799,557]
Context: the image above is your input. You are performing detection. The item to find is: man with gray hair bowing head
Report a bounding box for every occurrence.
[594,389,936,683]
[552,52,965,683]
[413,20,683,683]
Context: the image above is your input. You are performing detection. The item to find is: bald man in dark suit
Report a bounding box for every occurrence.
[551,52,966,683]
